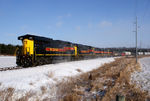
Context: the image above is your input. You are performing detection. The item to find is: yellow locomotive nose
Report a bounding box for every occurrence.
[23,39,34,55]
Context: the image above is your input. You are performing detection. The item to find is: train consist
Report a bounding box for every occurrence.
[16,34,113,67]
[16,34,150,67]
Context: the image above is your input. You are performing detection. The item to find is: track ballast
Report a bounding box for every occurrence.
[0,66,23,72]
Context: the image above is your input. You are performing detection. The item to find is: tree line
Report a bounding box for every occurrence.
[0,43,21,55]
[0,43,150,56]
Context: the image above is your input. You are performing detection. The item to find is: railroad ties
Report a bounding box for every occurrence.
[0,66,23,71]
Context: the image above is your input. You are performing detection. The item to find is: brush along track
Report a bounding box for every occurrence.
[57,58,149,101]
[0,66,23,71]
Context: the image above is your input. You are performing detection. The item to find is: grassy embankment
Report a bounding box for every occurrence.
[57,57,149,101]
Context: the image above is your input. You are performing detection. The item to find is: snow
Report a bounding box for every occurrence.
[131,57,150,94]
[0,57,114,91]
[0,56,17,68]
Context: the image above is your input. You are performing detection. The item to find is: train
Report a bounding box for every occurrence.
[16,34,150,67]
[16,34,113,67]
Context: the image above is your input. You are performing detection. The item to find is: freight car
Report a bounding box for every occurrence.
[16,34,113,67]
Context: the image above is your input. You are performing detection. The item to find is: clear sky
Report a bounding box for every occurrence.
[0,0,150,48]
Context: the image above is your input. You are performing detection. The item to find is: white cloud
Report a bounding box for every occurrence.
[56,22,63,27]
[76,26,81,31]
[99,21,112,27]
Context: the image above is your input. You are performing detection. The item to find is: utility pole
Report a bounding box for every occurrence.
[135,16,138,63]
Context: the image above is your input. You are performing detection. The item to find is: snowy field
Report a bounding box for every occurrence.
[0,56,17,68]
[0,56,115,99]
[131,57,150,94]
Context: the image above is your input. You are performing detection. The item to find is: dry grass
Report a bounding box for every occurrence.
[16,91,36,101]
[56,78,76,98]
[46,71,54,78]
[76,68,82,72]
[53,77,58,81]
[0,87,14,101]
[40,86,47,94]
[55,58,150,101]
[102,59,148,101]
[0,87,38,101]
[29,82,34,85]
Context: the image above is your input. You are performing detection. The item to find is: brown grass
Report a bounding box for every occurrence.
[76,69,82,72]
[53,78,58,81]
[29,82,34,85]
[0,87,38,101]
[102,59,148,101]
[16,91,36,101]
[55,58,150,101]
[40,86,47,94]
[0,87,14,101]
[56,78,76,99]
[46,71,54,78]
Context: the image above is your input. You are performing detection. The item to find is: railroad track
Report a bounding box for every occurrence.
[0,66,23,71]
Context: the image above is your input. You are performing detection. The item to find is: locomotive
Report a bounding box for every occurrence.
[16,34,113,67]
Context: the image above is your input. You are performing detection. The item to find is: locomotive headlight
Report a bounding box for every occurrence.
[29,37,33,39]
[20,37,23,40]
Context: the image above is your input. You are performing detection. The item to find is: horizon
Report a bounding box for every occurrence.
[1,33,150,49]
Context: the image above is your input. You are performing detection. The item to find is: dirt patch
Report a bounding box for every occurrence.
[56,58,149,101]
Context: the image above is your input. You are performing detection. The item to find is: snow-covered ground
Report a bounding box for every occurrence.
[0,56,115,99]
[131,57,150,94]
[0,56,17,68]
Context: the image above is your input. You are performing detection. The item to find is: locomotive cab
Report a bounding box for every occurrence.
[16,34,54,67]
[16,35,35,67]
[23,39,34,55]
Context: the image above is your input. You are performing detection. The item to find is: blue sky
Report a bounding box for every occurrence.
[0,0,150,48]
